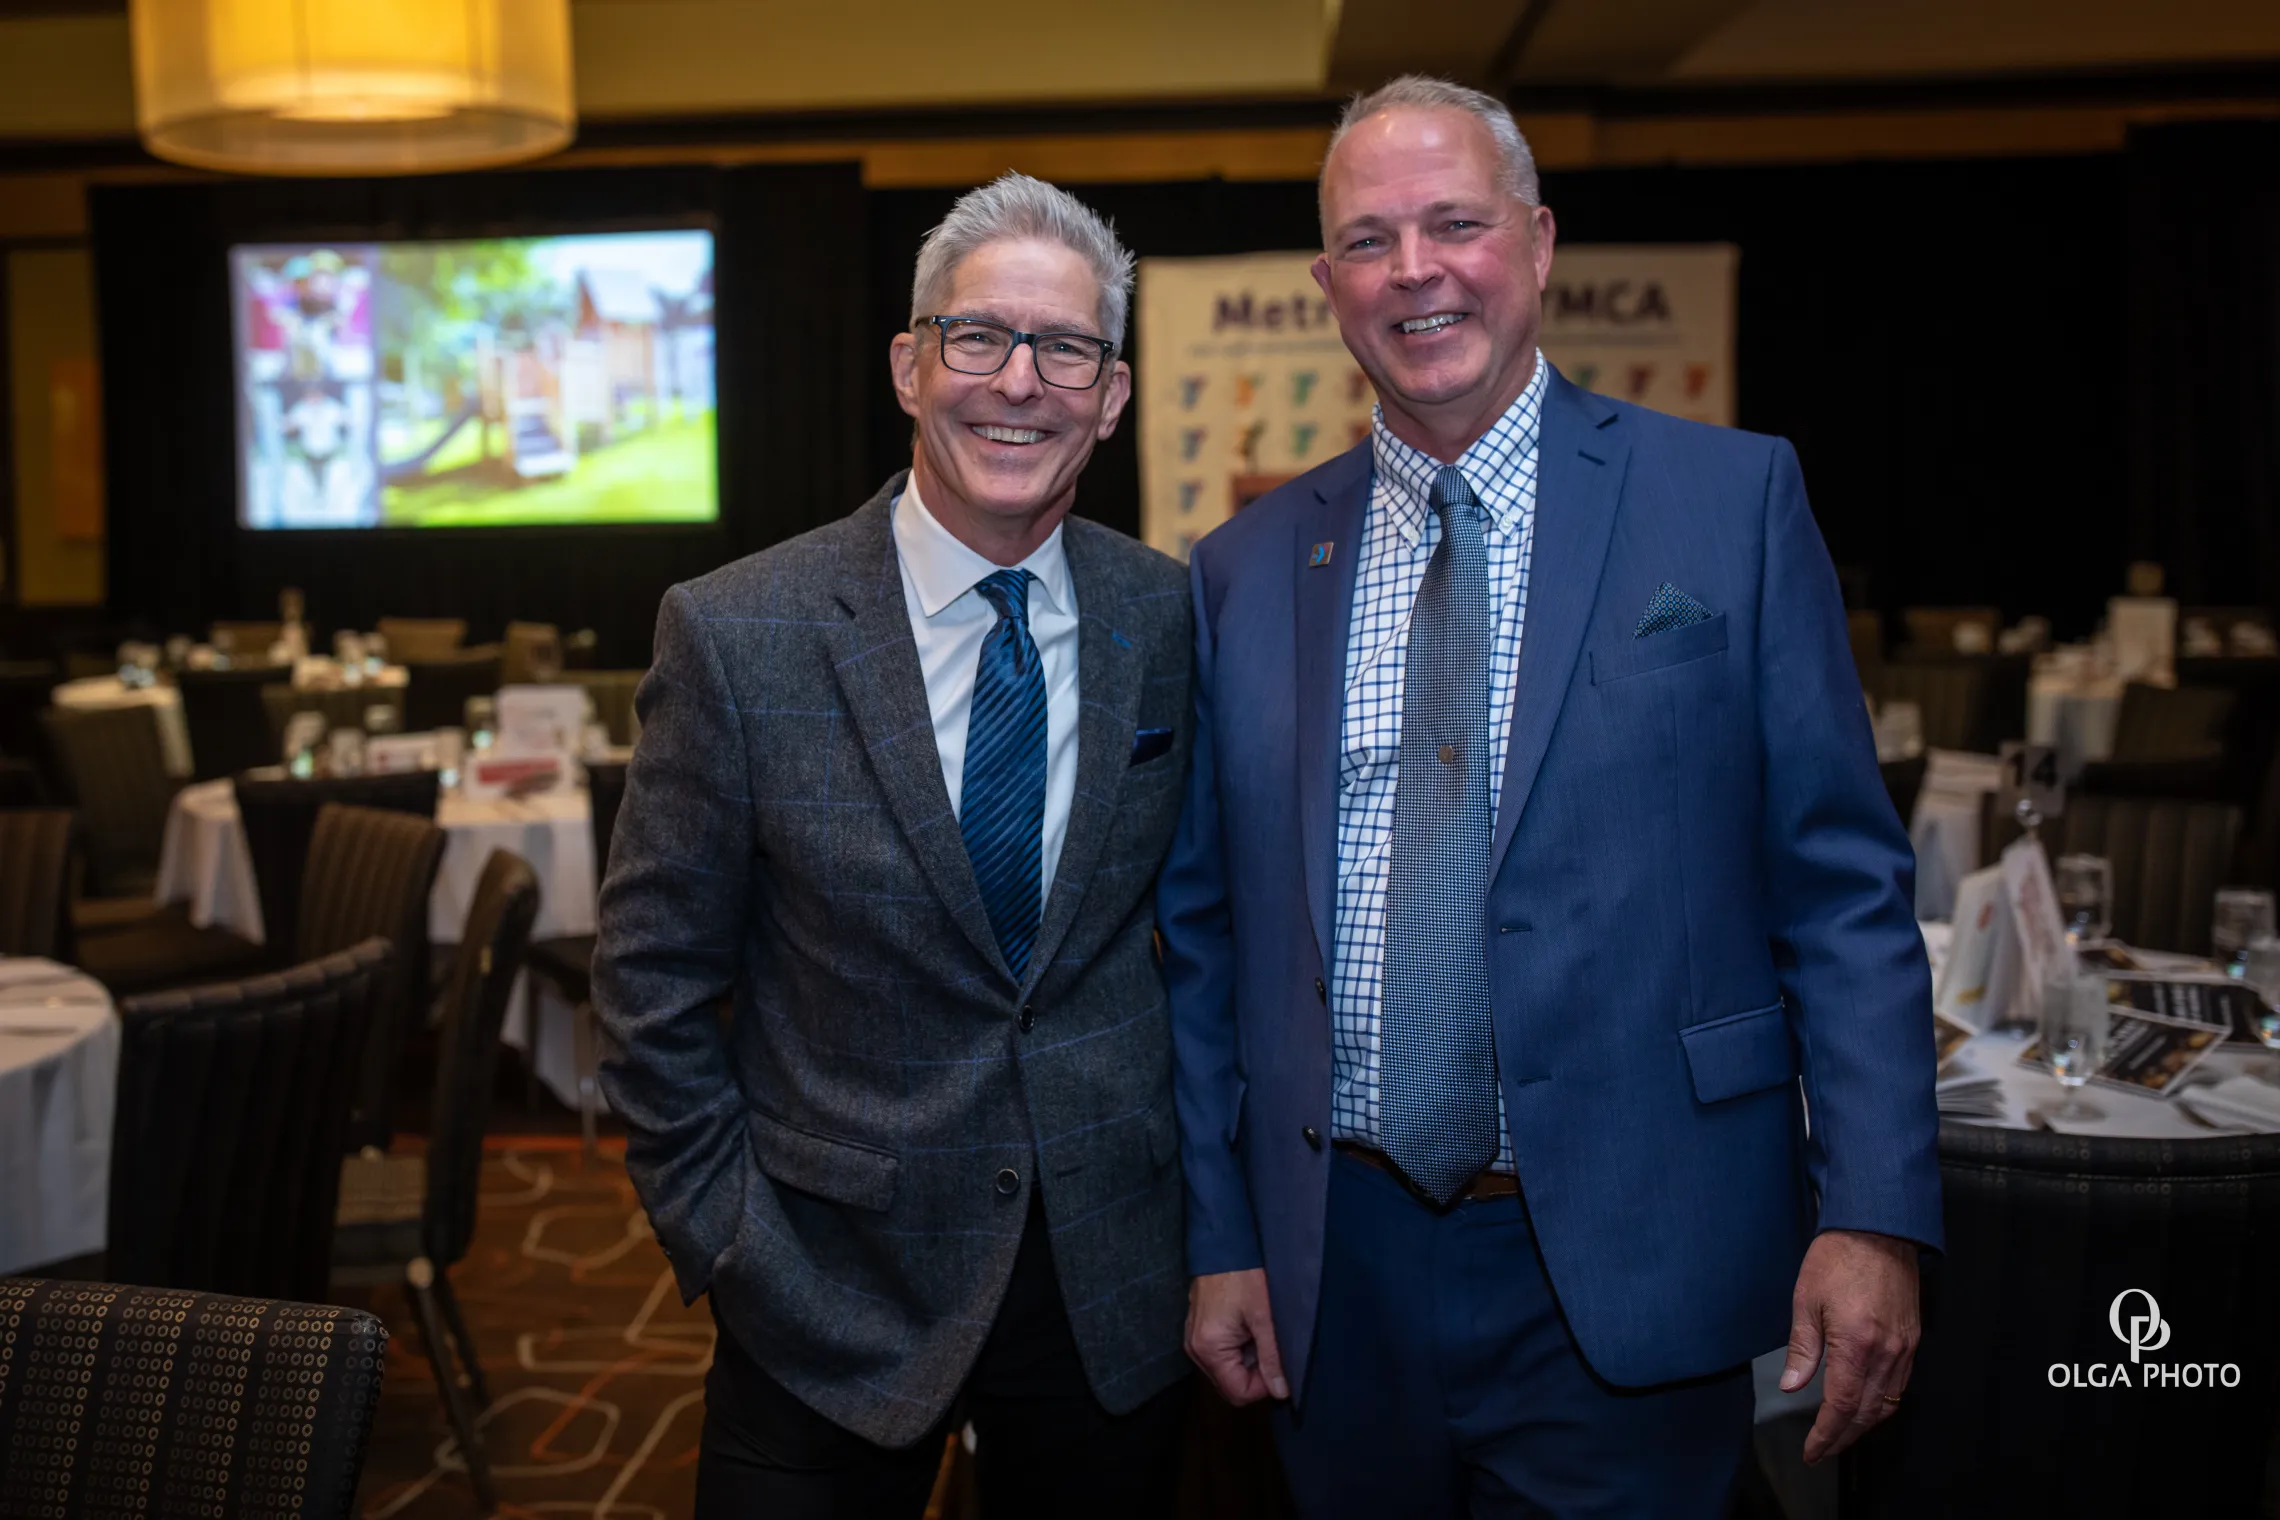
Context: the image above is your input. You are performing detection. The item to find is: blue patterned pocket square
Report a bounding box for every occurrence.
[1635,583,1715,639]
[1129,728,1174,765]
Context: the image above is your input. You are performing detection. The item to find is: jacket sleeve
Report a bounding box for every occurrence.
[1158,545,1266,1276]
[1756,438,1945,1252]
[593,582,761,1302]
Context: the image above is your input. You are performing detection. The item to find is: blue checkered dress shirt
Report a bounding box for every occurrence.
[1330,356,1547,1172]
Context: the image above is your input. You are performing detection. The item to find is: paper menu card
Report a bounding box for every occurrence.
[2001,835,2069,1022]
[1936,865,2019,1030]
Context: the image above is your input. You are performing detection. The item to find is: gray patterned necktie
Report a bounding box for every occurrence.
[1378,464,1500,1205]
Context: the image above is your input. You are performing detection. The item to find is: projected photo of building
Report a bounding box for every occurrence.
[232,229,718,530]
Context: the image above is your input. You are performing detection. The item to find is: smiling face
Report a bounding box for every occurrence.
[1313,105,1557,461]
[890,237,1132,565]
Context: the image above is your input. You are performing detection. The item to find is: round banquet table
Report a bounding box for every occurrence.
[153,778,598,1106]
[52,676,193,778]
[0,958,119,1276]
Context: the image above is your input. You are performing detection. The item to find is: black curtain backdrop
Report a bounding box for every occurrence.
[95,137,2275,661]
[870,155,2130,636]
[2127,120,2280,615]
[92,162,869,666]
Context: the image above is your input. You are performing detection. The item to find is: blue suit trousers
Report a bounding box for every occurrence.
[1276,1152,1754,1519]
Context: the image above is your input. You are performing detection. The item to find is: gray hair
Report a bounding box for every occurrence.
[1323,75,1541,213]
[909,172,1136,349]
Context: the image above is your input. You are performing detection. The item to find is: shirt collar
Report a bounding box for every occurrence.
[1369,351,1549,546]
[893,476,1073,621]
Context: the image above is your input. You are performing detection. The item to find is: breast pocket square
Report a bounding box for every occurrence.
[1129,728,1174,766]
[1634,583,1715,639]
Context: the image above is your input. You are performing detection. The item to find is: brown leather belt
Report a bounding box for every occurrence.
[1334,1142,1519,1207]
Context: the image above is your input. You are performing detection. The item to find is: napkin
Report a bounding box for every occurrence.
[1935,1071,2004,1120]
[2175,1075,2280,1134]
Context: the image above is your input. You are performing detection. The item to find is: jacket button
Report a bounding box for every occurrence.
[1302,1126,1322,1151]
[1313,977,1326,1003]
[1019,1005,1036,1033]
[995,1167,1021,1196]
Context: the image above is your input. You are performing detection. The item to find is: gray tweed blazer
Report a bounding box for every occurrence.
[593,473,1195,1447]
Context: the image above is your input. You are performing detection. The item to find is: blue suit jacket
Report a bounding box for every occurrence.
[1159,369,1942,1399]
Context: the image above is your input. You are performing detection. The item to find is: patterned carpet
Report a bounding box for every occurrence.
[345,1136,1291,1520]
[348,1138,717,1520]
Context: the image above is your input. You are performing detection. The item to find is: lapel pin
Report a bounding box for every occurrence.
[1308,541,1336,568]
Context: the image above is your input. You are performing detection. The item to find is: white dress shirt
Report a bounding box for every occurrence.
[1329,355,1549,1173]
[892,480,1081,901]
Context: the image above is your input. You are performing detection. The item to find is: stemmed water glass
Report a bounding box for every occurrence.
[2039,962,2109,1124]
[2245,936,2280,1052]
[2213,888,2277,978]
[2055,854,2112,946]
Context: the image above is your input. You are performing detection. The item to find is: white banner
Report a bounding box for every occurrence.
[1137,244,1738,558]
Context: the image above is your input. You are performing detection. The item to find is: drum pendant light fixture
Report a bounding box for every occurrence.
[131,0,575,176]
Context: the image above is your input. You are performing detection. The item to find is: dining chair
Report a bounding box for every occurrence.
[1979,793,2242,954]
[297,803,448,1153]
[1874,657,2025,755]
[234,770,440,964]
[38,704,180,899]
[1877,755,1927,830]
[0,658,58,781]
[500,620,563,685]
[0,755,47,807]
[1840,1124,2280,1519]
[209,619,284,659]
[402,649,502,733]
[334,848,540,1512]
[2107,680,2236,765]
[0,807,76,959]
[566,669,645,746]
[107,938,393,1301]
[1900,605,2002,656]
[0,1278,388,1520]
[525,760,627,1161]
[176,664,283,781]
[261,682,408,753]
[375,615,468,663]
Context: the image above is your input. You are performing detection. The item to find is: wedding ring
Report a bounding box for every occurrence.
[1880,1393,1904,1404]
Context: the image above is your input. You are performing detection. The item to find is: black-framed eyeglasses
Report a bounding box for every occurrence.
[921,315,1116,390]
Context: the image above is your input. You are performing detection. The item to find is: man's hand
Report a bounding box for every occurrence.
[1186,1269,1289,1405]
[1782,1228,1920,1465]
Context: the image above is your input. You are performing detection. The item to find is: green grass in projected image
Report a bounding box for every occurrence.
[381,410,716,526]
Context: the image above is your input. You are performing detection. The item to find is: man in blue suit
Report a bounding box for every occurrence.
[1160,76,1943,1515]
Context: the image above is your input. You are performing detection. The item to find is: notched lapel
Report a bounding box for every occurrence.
[1024,528,1142,995]
[823,487,1011,980]
[1491,375,1628,874]
[1295,456,1369,965]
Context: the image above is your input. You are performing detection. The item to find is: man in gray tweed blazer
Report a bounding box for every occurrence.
[594,173,1194,1517]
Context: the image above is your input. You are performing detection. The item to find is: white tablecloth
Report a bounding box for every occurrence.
[0,959,119,1275]
[155,778,594,945]
[1943,1027,2278,1140]
[152,779,599,1106]
[2026,675,2123,780]
[52,677,193,778]
[1907,749,2004,921]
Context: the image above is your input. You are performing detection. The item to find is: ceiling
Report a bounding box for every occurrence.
[2,0,2278,141]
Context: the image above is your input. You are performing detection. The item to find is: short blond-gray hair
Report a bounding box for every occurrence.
[909,172,1136,348]
[1323,75,1541,217]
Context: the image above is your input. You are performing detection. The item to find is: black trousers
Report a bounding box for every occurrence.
[695,1194,1191,1519]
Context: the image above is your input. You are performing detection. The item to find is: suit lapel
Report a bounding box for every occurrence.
[1490,372,1628,875]
[1294,447,1371,965]
[823,477,1012,980]
[1021,522,1139,997]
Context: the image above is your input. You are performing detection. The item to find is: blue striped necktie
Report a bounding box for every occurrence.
[1378,465,1501,1206]
[962,568,1047,981]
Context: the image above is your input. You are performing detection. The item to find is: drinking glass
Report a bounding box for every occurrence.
[1875,700,1924,762]
[2213,888,2277,978]
[2039,963,2109,1123]
[463,696,497,753]
[2245,936,2280,1051]
[364,703,400,736]
[327,727,365,778]
[2054,854,2113,945]
[433,727,466,791]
